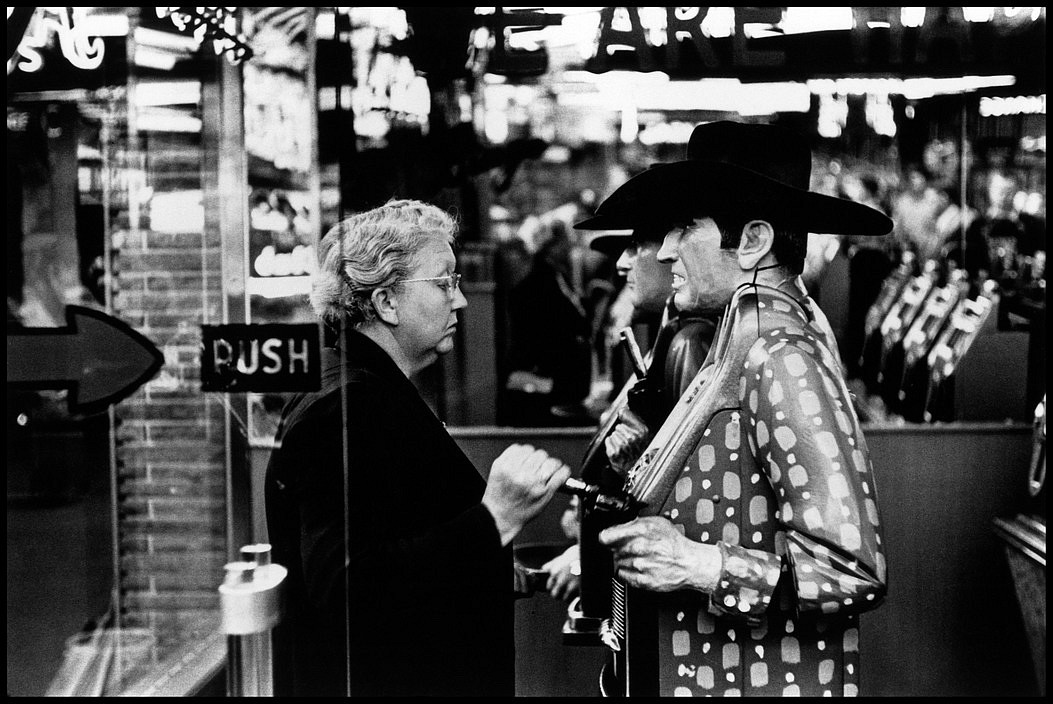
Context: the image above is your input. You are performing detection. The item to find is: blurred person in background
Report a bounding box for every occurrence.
[943,170,1032,286]
[265,199,571,697]
[934,183,980,253]
[934,183,984,279]
[891,162,944,265]
[1016,190,1046,260]
[841,171,895,379]
[506,219,594,425]
[979,170,1033,282]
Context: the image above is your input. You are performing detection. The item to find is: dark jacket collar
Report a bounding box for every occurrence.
[319,322,413,395]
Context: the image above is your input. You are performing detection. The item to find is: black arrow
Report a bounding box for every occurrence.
[7,305,164,415]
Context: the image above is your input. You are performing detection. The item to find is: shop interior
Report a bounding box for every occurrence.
[6,7,1046,697]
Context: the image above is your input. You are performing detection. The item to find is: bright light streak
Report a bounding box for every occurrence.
[247,276,314,299]
[133,80,201,107]
[979,94,1046,117]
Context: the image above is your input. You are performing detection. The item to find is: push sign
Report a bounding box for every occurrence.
[201,323,321,393]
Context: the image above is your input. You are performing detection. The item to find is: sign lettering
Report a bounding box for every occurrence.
[588,6,1044,78]
[12,7,105,74]
[201,323,321,393]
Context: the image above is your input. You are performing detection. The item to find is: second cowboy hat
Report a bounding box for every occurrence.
[575,120,893,238]
[584,218,676,257]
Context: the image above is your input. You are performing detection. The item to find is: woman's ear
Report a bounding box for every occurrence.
[370,287,399,325]
[736,220,775,271]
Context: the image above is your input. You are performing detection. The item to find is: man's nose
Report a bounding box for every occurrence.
[657,231,679,263]
[616,249,634,274]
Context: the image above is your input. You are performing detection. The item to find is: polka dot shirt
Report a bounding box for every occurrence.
[648,284,888,696]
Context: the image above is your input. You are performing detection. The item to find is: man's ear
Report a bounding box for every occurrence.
[736,220,775,271]
[370,287,399,325]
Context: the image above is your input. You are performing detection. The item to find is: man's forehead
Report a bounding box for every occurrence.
[679,216,718,234]
[627,240,660,256]
[633,221,679,242]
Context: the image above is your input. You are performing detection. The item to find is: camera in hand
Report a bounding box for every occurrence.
[558,477,644,516]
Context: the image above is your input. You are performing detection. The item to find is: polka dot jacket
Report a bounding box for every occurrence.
[636,281,888,696]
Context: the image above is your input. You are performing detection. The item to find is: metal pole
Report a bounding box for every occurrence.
[240,544,275,696]
[960,98,969,269]
[220,544,286,697]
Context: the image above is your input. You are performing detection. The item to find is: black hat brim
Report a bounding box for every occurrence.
[582,218,681,256]
[586,231,632,256]
[575,213,632,231]
[582,160,893,237]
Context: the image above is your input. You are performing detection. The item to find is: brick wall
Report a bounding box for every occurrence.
[112,138,229,658]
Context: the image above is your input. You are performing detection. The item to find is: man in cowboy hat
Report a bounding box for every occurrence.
[592,120,891,696]
[583,220,719,473]
[541,219,717,610]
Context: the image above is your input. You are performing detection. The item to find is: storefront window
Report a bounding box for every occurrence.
[241,8,320,447]
[8,7,256,695]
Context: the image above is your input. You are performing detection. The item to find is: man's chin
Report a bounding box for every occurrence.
[673,289,696,312]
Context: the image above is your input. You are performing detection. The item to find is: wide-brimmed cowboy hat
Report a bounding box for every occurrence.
[575,121,892,237]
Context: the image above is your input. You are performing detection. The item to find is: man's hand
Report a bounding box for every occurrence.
[604,408,650,476]
[560,495,581,541]
[598,516,721,593]
[482,444,572,546]
[513,562,543,598]
[541,544,581,602]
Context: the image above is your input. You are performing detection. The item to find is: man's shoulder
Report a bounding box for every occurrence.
[674,314,718,337]
[667,315,717,364]
[746,326,842,377]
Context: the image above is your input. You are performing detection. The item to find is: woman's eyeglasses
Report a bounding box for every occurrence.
[400,273,462,299]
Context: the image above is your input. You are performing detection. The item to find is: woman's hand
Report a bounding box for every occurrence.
[482,444,571,546]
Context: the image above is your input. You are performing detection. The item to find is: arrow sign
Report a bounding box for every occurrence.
[7,305,164,415]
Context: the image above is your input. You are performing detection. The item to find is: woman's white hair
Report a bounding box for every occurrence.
[310,199,459,327]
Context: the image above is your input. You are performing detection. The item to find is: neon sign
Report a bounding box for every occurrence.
[9,7,105,74]
[155,7,253,65]
[979,94,1046,117]
[589,7,1045,76]
[253,245,316,278]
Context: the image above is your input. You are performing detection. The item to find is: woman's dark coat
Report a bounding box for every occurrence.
[265,327,513,697]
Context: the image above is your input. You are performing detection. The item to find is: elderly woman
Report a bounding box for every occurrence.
[265,199,570,697]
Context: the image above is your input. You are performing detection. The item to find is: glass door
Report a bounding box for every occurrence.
[7,7,261,695]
